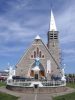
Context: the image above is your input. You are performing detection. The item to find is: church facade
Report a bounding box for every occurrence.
[15,10,62,80]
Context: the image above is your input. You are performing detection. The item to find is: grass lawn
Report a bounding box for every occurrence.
[0,92,18,100]
[53,92,75,100]
[0,82,18,100]
[0,82,6,87]
[66,83,75,88]
[53,83,75,100]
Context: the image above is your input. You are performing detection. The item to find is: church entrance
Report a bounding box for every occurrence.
[35,74,38,80]
[30,57,46,80]
[30,70,45,80]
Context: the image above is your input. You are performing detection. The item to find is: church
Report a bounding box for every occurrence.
[6,10,66,92]
[15,10,62,81]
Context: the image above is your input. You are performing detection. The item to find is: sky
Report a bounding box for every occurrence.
[0,0,75,74]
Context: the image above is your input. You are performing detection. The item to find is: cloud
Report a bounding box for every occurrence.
[0,17,35,43]
[63,49,75,55]
[0,0,75,73]
[56,4,75,44]
[0,46,24,56]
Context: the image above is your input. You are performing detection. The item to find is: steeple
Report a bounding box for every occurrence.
[47,10,60,74]
[47,10,58,49]
[49,10,57,31]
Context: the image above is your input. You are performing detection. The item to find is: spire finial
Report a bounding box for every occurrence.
[49,10,57,31]
[35,35,41,40]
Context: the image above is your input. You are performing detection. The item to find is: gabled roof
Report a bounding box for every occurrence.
[16,36,60,70]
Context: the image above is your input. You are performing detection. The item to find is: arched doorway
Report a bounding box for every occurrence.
[30,58,45,80]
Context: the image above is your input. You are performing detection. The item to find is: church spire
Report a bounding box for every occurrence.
[49,10,57,31]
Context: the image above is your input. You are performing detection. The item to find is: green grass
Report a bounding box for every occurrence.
[0,82,18,100]
[66,83,75,88]
[0,82,6,87]
[53,92,75,100]
[0,92,18,100]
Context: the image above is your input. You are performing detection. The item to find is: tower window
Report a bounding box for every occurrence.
[54,34,58,38]
[50,34,53,35]
[54,38,58,39]
[50,38,53,39]
[54,36,57,37]
[54,34,57,35]
[50,35,53,37]
[50,36,53,37]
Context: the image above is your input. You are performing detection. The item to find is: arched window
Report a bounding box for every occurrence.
[39,51,41,58]
[34,51,36,58]
[37,47,39,56]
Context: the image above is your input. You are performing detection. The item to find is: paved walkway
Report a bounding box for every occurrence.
[52,87,75,97]
[18,94,52,100]
[0,86,75,100]
[0,87,52,100]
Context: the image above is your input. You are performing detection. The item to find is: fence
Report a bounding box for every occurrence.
[7,80,66,87]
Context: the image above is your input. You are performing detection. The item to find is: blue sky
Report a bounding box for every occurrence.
[0,0,75,73]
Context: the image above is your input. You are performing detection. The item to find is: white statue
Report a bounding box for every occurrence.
[7,66,15,80]
[61,67,66,81]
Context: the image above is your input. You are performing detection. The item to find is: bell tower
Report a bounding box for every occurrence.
[47,10,60,70]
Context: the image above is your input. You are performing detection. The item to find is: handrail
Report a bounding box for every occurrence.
[7,80,66,87]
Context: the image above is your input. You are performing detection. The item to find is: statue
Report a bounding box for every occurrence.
[32,57,40,71]
[7,66,15,80]
[61,66,66,81]
[35,57,40,66]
